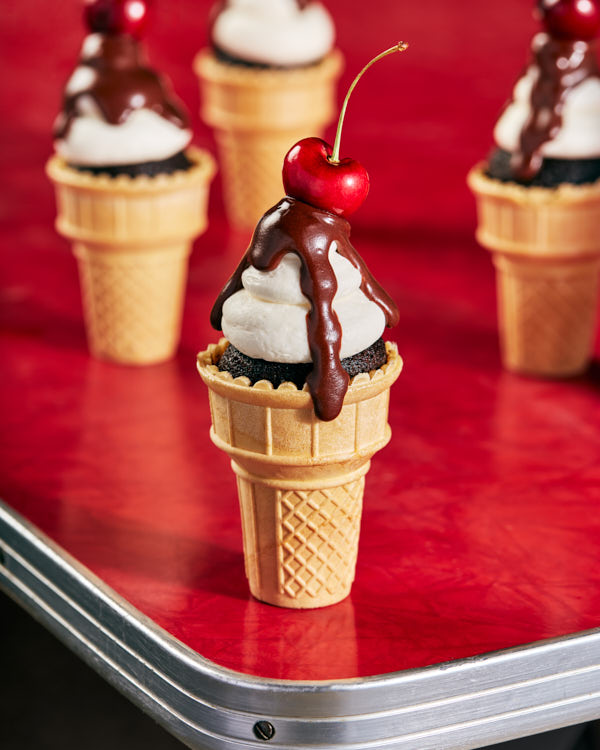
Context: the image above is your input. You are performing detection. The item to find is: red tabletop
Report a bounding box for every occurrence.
[1,0,599,683]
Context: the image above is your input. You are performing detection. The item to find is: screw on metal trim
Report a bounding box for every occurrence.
[253,721,275,741]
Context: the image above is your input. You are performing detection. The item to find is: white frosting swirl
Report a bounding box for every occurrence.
[494,34,600,159]
[212,0,335,67]
[55,105,192,166]
[221,243,385,363]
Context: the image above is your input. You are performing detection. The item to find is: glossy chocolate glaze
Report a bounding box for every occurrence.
[211,46,321,70]
[511,35,600,181]
[211,197,399,421]
[211,0,310,16]
[55,34,189,140]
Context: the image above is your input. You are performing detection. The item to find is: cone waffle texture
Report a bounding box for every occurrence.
[468,165,600,376]
[194,49,342,230]
[197,339,402,609]
[47,147,216,364]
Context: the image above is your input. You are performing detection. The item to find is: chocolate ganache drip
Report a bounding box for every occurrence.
[54,34,189,140]
[511,35,600,181]
[211,198,399,421]
[212,0,310,12]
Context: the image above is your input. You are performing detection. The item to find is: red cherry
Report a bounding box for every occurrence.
[84,0,151,37]
[283,138,369,217]
[281,43,408,218]
[538,0,600,40]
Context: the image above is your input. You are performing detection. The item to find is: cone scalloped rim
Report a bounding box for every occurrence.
[197,338,402,402]
[468,163,600,204]
[46,146,217,193]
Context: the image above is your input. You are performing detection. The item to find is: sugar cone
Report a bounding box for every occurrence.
[47,147,216,364]
[197,340,402,609]
[467,164,600,376]
[194,50,342,230]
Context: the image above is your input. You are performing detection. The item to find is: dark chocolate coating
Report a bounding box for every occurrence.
[504,36,600,182]
[55,34,189,141]
[217,339,388,390]
[487,147,600,188]
[70,150,194,178]
[211,197,398,421]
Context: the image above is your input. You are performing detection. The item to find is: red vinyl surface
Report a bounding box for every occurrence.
[1,0,600,682]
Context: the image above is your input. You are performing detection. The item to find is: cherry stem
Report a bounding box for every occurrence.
[329,42,409,165]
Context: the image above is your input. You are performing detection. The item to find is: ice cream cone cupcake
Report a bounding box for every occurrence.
[468,0,600,377]
[198,46,407,608]
[47,1,215,365]
[194,0,342,230]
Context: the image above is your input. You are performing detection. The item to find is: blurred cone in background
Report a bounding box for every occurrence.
[468,165,600,377]
[47,148,216,365]
[194,49,342,231]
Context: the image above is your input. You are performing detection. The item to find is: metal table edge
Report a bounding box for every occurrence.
[2,499,600,750]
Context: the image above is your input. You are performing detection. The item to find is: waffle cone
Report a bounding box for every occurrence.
[468,165,600,376]
[47,147,216,364]
[197,340,402,609]
[194,50,342,230]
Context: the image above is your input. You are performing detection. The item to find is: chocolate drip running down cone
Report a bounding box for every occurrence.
[210,198,398,421]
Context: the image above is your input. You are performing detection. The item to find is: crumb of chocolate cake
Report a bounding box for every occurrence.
[218,338,388,388]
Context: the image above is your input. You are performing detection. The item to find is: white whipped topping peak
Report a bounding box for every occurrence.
[221,243,385,363]
[212,0,335,67]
